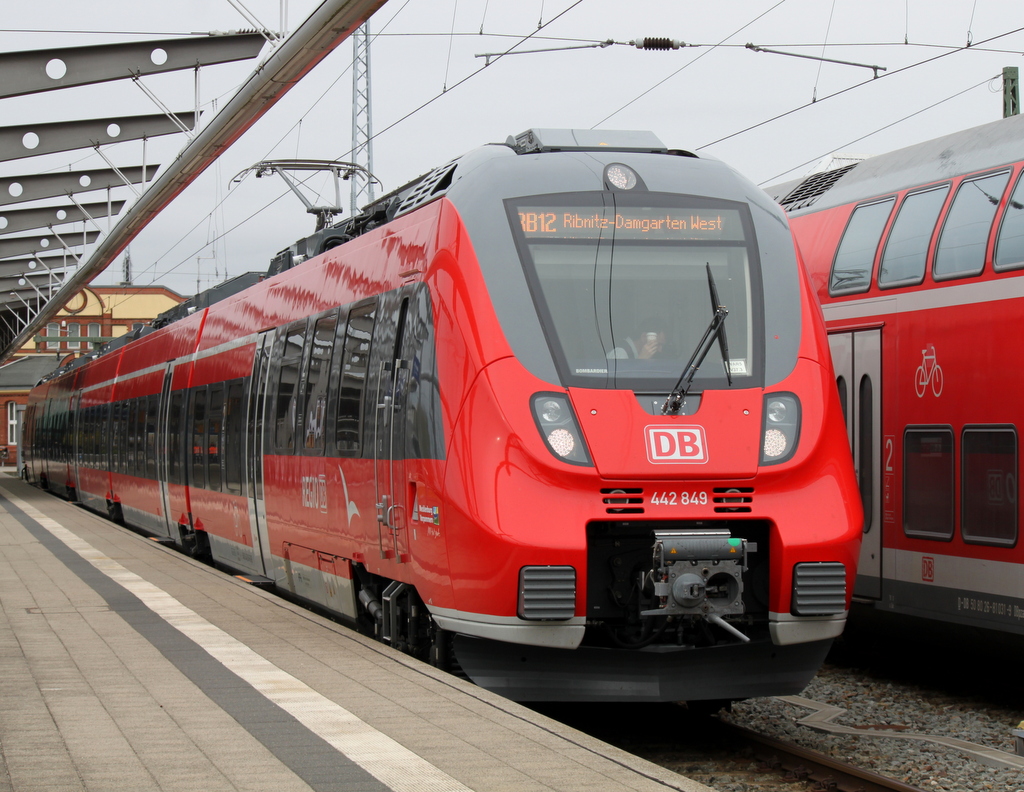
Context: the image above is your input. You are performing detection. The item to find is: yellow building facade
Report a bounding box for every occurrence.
[24,284,185,355]
[0,284,186,463]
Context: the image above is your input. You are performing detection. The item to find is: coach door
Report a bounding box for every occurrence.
[829,329,882,599]
[244,331,274,577]
[374,294,411,563]
[155,366,176,540]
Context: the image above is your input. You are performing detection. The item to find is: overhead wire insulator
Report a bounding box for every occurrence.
[633,37,683,50]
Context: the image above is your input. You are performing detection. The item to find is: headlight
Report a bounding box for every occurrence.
[760,392,800,465]
[531,393,592,466]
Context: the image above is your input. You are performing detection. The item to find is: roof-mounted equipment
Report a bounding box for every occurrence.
[508,128,668,155]
[231,159,380,231]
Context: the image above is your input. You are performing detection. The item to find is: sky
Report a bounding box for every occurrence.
[2,0,1023,299]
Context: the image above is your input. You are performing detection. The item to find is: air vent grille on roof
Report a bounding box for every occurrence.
[779,163,858,212]
[395,158,459,216]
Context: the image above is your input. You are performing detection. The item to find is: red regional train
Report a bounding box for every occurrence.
[24,128,861,702]
[767,112,1024,639]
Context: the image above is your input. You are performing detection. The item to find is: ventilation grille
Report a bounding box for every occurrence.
[792,562,847,616]
[601,488,644,514]
[713,487,753,513]
[518,566,576,620]
[395,159,459,216]
[779,163,858,212]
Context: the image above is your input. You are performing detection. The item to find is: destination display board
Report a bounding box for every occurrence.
[516,206,744,241]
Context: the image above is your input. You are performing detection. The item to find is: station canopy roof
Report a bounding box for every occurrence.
[0,0,385,365]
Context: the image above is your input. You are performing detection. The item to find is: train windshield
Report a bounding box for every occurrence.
[508,192,763,391]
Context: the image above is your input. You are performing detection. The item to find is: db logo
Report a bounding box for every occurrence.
[922,556,935,583]
[645,425,708,464]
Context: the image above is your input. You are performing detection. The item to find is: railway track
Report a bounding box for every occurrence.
[718,718,929,792]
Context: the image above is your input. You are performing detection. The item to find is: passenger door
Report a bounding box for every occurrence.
[373,294,411,563]
[245,331,275,578]
[155,366,176,539]
[829,329,882,599]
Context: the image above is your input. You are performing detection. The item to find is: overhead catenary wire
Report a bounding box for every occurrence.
[128,1,587,293]
[758,75,995,187]
[82,8,1024,301]
[696,24,1024,158]
[592,0,792,127]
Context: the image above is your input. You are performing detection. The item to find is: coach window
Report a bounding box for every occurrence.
[167,392,184,485]
[223,380,244,496]
[191,388,207,490]
[119,400,130,473]
[109,402,122,474]
[207,385,224,492]
[830,198,894,295]
[303,312,337,454]
[7,401,17,448]
[994,170,1024,271]
[878,185,950,288]
[124,400,138,475]
[99,403,110,470]
[962,427,1017,546]
[934,170,1011,280]
[903,427,954,540]
[135,398,148,478]
[75,404,85,465]
[274,322,306,453]
[336,300,376,453]
[146,396,159,480]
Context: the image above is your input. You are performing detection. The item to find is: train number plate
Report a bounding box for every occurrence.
[649,491,708,506]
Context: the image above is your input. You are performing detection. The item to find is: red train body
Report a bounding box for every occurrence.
[25,129,861,702]
[768,113,1024,637]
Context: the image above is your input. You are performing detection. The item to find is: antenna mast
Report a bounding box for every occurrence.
[121,247,132,286]
[351,22,374,214]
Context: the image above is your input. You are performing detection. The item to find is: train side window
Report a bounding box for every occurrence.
[934,170,1011,280]
[994,170,1024,271]
[336,300,376,454]
[302,312,337,454]
[829,198,894,295]
[135,398,148,478]
[191,388,207,490]
[274,322,306,453]
[207,385,224,493]
[146,395,159,480]
[125,399,138,475]
[223,380,244,496]
[878,185,950,288]
[110,401,122,474]
[99,403,110,470]
[962,427,1017,547]
[858,374,873,534]
[167,391,184,485]
[121,400,132,474]
[903,427,954,540]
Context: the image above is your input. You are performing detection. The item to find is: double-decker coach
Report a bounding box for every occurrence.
[768,112,1024,638]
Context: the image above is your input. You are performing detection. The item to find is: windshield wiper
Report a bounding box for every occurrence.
[662,264,733,415]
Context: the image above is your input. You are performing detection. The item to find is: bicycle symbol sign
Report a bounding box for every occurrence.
[915,344,943,397]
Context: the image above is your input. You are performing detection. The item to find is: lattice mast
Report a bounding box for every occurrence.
[350,22,374,213]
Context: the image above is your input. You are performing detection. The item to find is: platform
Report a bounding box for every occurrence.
[0,474,710,792]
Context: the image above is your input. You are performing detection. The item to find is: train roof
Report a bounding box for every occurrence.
[38,128,711,386]
[765,112,1024,216]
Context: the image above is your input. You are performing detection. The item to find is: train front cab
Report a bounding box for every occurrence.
[423,139,863,701]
